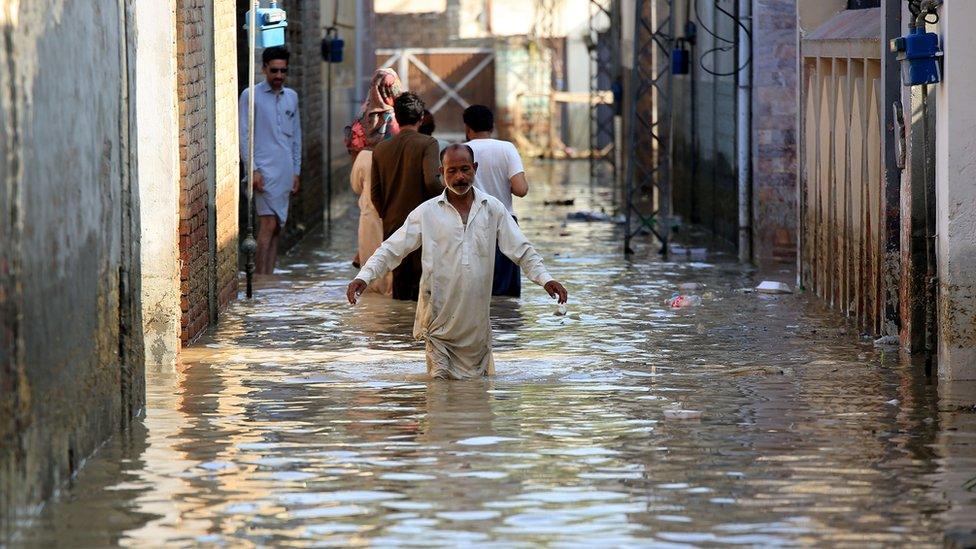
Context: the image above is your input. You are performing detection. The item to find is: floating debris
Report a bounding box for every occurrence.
[567,210,612,222]
[874,335,900,348]
[756,281,793,294]
[664,409,702,420]
[666,295,702,309]
[544,199,575,206]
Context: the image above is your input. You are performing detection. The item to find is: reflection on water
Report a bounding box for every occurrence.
[13,162,976,546]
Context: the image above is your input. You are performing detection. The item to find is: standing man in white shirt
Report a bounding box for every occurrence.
[346,144,567,379]
[239,46,302,274]
[463,105,529,297]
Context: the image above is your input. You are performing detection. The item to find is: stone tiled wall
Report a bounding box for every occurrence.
[751,0,799,266]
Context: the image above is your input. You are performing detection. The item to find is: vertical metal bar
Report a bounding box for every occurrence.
[735,0,751,262]
[327,54,333,227]
[205,0,218,322]
[624,0,641,255]
[245,0,258,298]
[589,0,617,188]
[660,0,673,257]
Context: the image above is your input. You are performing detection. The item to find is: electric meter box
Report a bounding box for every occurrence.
[244,3,288,49]
[890,27,943,86]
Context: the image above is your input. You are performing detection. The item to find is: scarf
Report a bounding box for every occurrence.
[345,68,403,154]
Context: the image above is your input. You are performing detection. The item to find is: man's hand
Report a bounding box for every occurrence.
[292,175,300,196]
[253,170,265,193]
[544,280,568,304]
[347,279,367,304]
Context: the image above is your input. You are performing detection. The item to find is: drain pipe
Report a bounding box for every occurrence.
[736,0,752,263]
[242,0,259,298]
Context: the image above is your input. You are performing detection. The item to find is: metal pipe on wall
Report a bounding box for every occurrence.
[736,0,752,262]
[244,0,258,298]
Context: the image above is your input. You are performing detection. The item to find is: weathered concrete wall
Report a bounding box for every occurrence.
[935,2,976,380]
[0,0,144,535]
[671,0,738,246]
[751,0,798,267]
[137,0,182,368]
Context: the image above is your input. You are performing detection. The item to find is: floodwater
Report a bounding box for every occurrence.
[13,162,976,547]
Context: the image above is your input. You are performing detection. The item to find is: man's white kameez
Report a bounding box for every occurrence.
[355,188,553,379]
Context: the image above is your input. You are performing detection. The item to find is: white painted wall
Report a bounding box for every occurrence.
[135,0,182,367]
[935,2,976,380]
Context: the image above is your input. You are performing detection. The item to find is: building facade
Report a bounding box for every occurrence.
[1,0,377,531]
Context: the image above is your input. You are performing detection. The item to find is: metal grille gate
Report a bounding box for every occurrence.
[589,0,619,191]
[625,0,674,255]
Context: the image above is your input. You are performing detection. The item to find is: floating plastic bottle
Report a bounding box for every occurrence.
[665,295,702,309]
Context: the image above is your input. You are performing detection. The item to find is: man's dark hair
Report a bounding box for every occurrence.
[394,92,426,126]
[463,105,494,133]
[419,109,436,136]
[439,143,475,164]
[262,46,290,65]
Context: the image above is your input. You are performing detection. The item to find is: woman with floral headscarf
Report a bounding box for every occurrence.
[347,68,403,294]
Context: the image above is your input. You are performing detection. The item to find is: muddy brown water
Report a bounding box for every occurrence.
[12,162,976,547]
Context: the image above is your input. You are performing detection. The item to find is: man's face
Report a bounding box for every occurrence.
[440,149,478,196]
[264,59,288,89]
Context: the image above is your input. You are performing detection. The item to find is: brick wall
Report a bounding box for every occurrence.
[178,0,239,344]
[177,0,213,343]
[214,0,239,309]
[751,0,798,267]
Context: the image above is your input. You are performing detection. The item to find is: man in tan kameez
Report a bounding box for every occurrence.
[347,145,569,379]
[370,92,443,301]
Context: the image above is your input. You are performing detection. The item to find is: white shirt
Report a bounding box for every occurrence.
[239,81,301,223]
[355,188,554,379]
[468,138,524,215]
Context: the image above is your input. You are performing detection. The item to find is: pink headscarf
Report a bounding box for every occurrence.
[345,68,403,154]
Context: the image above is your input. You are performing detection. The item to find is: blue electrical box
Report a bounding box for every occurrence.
[244,2,288,49]
[671,47,690,75]
[890,26,942,86]
[321,29,344,63]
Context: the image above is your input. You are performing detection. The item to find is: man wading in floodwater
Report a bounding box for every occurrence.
[346,144,568,379]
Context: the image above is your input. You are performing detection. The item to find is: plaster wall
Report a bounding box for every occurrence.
[0,0,145,534]
[935,2,976,380]
[136,0,182,367]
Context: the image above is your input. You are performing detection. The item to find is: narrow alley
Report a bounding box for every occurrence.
[5,0,976,546]
[14,163,976,546]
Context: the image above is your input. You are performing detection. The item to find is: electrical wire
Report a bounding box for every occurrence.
[693,0,751,77]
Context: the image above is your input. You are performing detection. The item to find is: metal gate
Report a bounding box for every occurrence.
[799,10,886,334]
[376,48,496,141]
